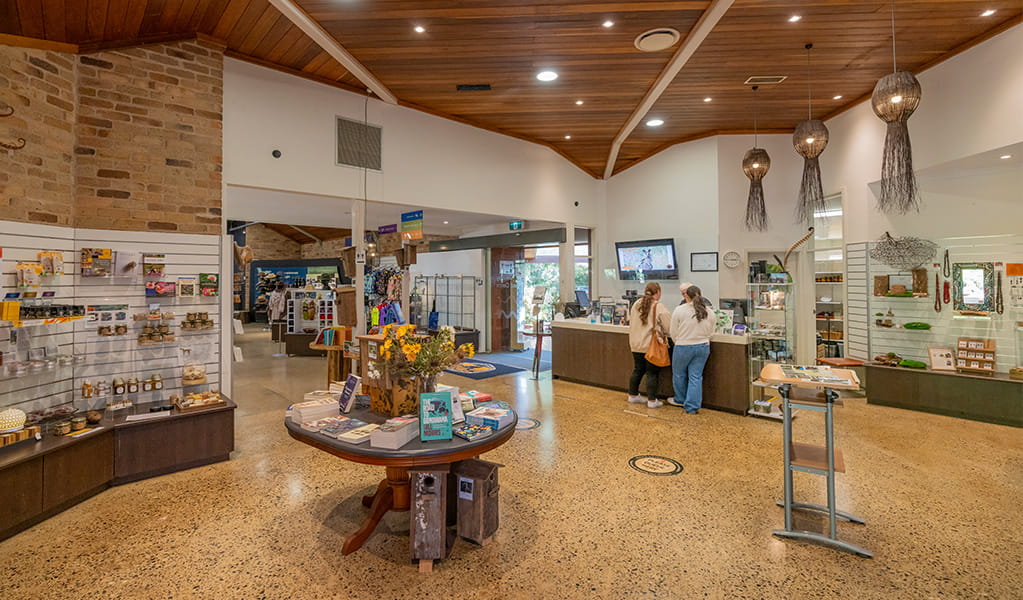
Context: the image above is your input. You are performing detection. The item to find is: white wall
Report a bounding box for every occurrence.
[410,249,488,349]
[716,133,806,299]
[600,137,720,308]
[823,25,1023,244]
[223,59,602,228]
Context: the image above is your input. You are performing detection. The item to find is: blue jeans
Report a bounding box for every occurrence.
[672,343,710,412]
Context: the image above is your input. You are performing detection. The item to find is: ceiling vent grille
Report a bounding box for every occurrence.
[336,116,382,171]
[743,75,787,85]
[456,84,492,91]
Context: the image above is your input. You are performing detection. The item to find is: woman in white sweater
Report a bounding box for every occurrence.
[669,284,716,413]
[627,282,672,408]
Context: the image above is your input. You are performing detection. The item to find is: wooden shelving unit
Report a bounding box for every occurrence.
[956,337,996,376]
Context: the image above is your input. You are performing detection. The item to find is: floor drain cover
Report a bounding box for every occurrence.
[629,455,684,476]
[515,418,541,430]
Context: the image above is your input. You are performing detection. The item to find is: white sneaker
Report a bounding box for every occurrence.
[627,395,645,404]
[666,398,685,407]
[647,400,663,408]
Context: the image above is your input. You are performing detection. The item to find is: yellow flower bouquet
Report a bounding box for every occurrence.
[370,324,474,415]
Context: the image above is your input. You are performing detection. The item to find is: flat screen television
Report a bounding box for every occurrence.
[615,238,678,280]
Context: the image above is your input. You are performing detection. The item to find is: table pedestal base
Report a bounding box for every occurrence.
[343,466,410,555]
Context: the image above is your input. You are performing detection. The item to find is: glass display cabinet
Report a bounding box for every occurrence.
[747,282,796,419]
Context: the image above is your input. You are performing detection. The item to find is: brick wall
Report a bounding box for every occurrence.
[0,46,76,226]
[74,40,223,233]
[246,224,301,261]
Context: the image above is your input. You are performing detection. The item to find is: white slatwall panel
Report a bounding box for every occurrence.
[845,242,870,361]
[867,234,1023,371]
[0,222,78,413]
[1,224,222,416]
[72,229,222,407]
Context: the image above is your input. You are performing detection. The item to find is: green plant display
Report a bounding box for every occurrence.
[903,322,932,330]
[898,359,927,369]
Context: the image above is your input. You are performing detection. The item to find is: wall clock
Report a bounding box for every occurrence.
[722,251,742,269]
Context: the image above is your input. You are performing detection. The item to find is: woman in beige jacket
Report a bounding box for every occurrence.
[627,282,672,408]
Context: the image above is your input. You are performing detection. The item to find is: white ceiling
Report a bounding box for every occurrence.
[224,185,561,237]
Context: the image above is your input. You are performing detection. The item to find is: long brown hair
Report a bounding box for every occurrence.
[637,282,660,325]
[685,285,709,321]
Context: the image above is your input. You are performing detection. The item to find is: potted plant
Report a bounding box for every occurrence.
[370,324,475,416]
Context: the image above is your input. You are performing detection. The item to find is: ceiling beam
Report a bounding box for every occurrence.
[602,0,734,179]
[228,221,261,233]
[267,0,398,105]
[289,225,321,243]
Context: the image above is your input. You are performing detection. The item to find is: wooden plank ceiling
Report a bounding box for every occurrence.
[262,223,352,244]
[1,1,1019,178]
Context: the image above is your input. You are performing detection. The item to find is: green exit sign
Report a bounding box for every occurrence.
[509,220,524,231]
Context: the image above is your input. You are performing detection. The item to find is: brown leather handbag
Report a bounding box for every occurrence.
[644,305,670,367]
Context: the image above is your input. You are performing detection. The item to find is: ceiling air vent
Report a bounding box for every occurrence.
[456,84,492,91]
[634,28,681,52]
[743,75,787,85]
[336,116,382,171]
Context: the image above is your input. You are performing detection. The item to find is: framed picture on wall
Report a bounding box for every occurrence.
[928,347,956,371]
[690,252,719,272]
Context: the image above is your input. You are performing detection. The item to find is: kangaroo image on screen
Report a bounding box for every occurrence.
[615,238,679,280]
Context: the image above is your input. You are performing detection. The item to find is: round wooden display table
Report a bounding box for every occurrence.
[285,406,515,556]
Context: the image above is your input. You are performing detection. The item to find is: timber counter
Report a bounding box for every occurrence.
[551,319,750,414]
[866,364,1022,427]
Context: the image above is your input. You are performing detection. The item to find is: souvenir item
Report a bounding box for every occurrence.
[80,248,112,277]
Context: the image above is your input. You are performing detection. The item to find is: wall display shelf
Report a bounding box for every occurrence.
[0,221,228,539]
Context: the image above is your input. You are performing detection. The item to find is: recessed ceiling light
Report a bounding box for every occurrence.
[646,119,664,127]
[703,97,713,102]
[414,25,425,33]
[1000,154,1012,159]
[602,20,615,28]
[788,15,802,22]
[536,70,558,82]
[443,220,449,224]
[981,9,996,17]
[575,100,584,105]
[564,135,572,140]
[833,94,843,100]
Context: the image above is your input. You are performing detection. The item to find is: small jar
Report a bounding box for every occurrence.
[57,354,73,366]
[44,358,57,370]
[150,332,163,342]
[127,378,139,394]
[152,374,163,390]
[115,324,128,335]
[82,380,94,398]
[138,333,149,344]
[112,378,126,395]
[181,320,193,330]
[13,362,28,377]
[29,361,44,373]
[142,325,155,335]
[70,416,86,431]
[73,354,87,365]
[142,378,154,392]
[54,421,71,436]
[95,381,110,397]
[186,313,197,321]
[198,312,208,321]
[98,325,113,336]
[158,323,170,334]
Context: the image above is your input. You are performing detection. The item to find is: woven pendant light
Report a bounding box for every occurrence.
[743,86,770,231]
[793,43,828,224]
[872,0,922,214]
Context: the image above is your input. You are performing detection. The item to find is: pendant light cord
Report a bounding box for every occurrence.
[805,43,813,120]
[752,85,759,147]
[890,0,897,72]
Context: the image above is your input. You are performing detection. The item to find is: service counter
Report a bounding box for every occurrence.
[551,319,750,414]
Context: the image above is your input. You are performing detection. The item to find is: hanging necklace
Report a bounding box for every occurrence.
[996,270,1004,314]
[943,249,951,278]
[934,272,941,312]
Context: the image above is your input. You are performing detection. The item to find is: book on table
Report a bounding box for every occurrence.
[453,423,493,441]
[420,392,454,441]
[465,407,514,430]
[369,416,419,450]
[331,374,361,413]
[291,397,339,423]
[437,384,464,424]
[301,416,345,432]
[319,417,369,439]
[337,423,379,444]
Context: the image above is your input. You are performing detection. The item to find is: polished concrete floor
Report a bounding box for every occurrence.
[1,325,1021,599]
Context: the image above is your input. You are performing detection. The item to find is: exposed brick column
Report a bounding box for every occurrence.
[0,47,76,226]
[73,40,224,234]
